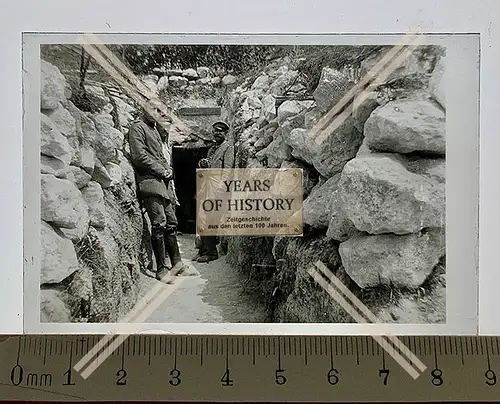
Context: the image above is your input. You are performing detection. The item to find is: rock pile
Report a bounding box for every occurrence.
[40,60,143,323]
[140,68,238,94]
[225,46,446,324]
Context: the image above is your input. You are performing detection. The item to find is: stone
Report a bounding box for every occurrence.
[112,97,136,127]
[284,117,363,178]
[360,46,437,87]
[303,174,340,228]
[277,100,314,125]
[222,74,237,86]
[351,92,379,133]
[252,74,270,90]
[119,154,136,187]
[255,135,292,168]
[241,95,263,122]
[41,174,90,233]
[268,70,299,96]
[69,165,92,189]
[166,69,183,76]
[40,60,67,110]
[75,144,96,174]
[40,221,79,284]
[211,77,221,85]
[90,114,124,164]
[262,94,277,121]
[92,159,113,189]
[197,66,211,79]
[198,77,211,85]
[304,108,323,129]
[339,229,445,289]
[142,75,159,93]
[68,265,93,302]
[280,160,319,198]
[338,155,445,235]
[169,76,189,87]
[84,84,110,110]
[82,181,106,228]
[182,68,199,80]
[41,155,70,178]
[364,98,445,155]
[254,134,274,150]
[45,103,77,139]
[105,162,123,186]
[40,113,73,162]
[313,67,353,113]
[40,289,71,323]
[156,76,169,92]
[428,56,445,110]
[326,185,360,242]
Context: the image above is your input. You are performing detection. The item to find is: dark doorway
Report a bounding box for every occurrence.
[172,146,210,234]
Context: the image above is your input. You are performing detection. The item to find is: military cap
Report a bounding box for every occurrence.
[212,121,229,131]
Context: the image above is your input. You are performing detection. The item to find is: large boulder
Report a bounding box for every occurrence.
[169,76,189,88]
[255,135,292,168]
[84,84,110,110]
[428,56,445,110]
[197,67,211,78]
[40,60,67,110]
[303,174,340,228]
[40,221,79,284]
[40,113,73,162]
[313,67,353,113]
[338,155,445,235]
[69,166,92,189]
[41,155,70,178]
[364,97,445,155]
[82,181,106,228]
[326,180,361,242]
[277,100,313,125]
[351,92,379,133]
[268,69,299,96]
[285,117,363,178]
[339,229,445,289]
[222,75,237,86]
[90,114,124,164]
[45,103,77,139]
[40,289,71,323]
[262,94,277,121]
[40,174,90,236]
[252,74,270,91]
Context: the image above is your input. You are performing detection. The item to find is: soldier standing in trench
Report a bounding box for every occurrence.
[194,121,234,263]
[127,98,186,283]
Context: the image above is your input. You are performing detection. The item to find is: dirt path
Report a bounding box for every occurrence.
[137,234,268,323]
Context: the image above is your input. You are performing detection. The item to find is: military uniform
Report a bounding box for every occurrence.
[197,122,235,262]
[127,119,183,279]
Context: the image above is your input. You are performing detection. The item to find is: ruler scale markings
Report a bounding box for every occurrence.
[252,339,256,365]
[148,338,151,365]
[495,337,500,356]
[43,338,47,365]
[200,337,204,366]
[460,336,465,366]
[305,338,309,366]
[355,338,360,365]
[486,339,492,371]
[465,336,470,356]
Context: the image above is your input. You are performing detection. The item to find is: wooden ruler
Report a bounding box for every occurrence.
[0,335,499,402]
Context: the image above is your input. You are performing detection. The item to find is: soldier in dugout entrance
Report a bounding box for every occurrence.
[194,120,234,263]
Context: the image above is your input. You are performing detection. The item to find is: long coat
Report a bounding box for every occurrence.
[127,119,175,201]
[207,140,235,169]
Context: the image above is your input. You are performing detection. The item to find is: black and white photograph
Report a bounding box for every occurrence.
[22,33,479,334]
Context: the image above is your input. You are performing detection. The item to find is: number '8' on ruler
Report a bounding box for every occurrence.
[0,335,499,402]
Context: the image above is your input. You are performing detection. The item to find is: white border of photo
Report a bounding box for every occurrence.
[22,32,479,335]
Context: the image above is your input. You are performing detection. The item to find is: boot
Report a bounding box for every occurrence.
[151,232,173,284]
[164,232,186,276]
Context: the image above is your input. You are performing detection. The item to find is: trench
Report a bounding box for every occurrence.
[137,146,270,324]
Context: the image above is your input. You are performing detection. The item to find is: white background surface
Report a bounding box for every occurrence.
[1,0,498,334]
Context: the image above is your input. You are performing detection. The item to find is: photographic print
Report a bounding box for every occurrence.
[22,33,479,335]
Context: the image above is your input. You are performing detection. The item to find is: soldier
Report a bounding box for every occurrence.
[127,98,186,283]
[194,121,234,263]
